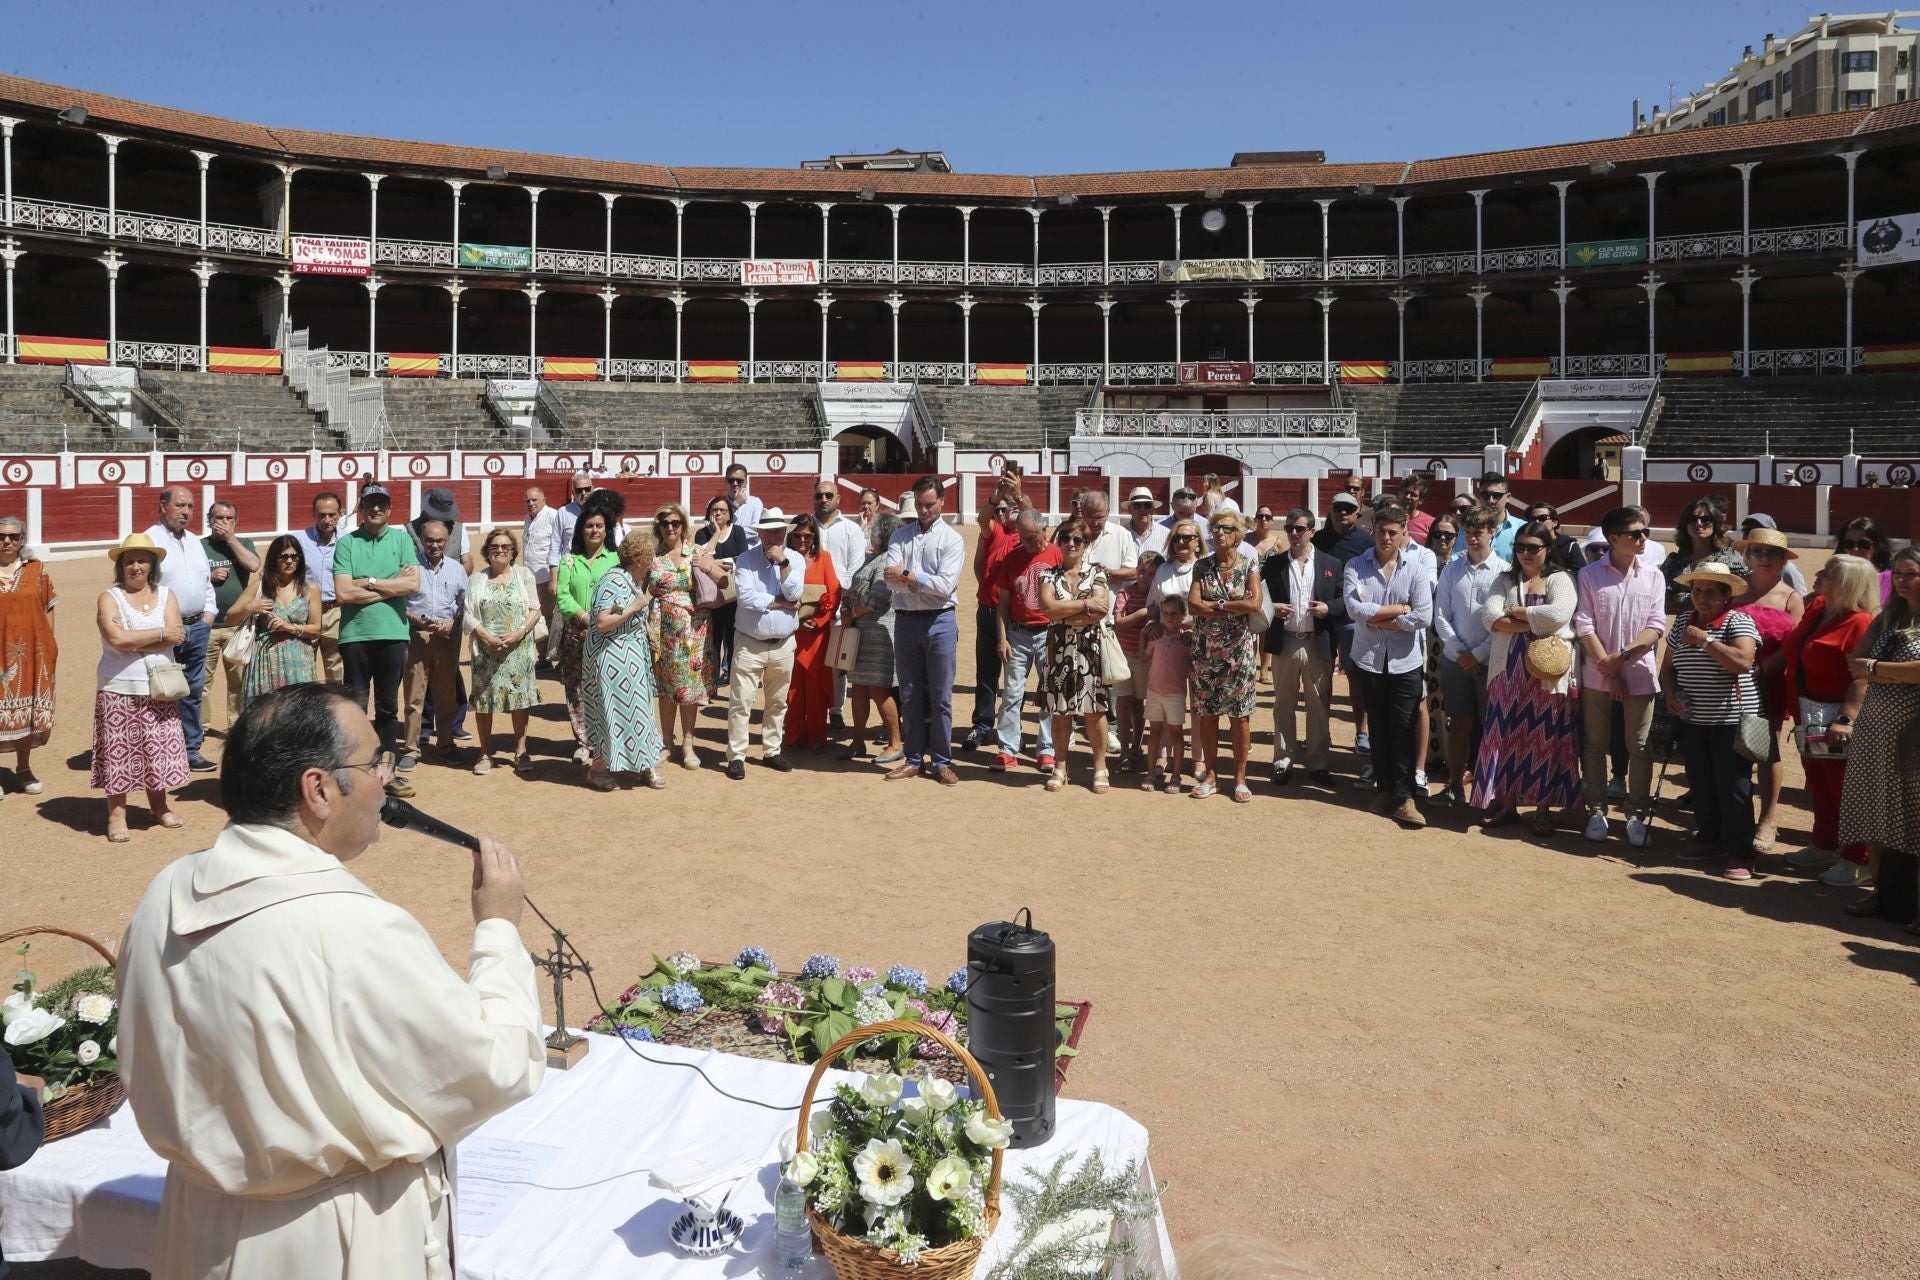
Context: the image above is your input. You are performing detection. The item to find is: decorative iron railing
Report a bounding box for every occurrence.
[1077,408,1358,438]
[453,353,533,378]
[1743,346,1860,374]
[111,340,205,370]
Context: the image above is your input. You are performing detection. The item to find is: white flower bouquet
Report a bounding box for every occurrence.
[3,929,126,1141]
[795,1070,1010,1267]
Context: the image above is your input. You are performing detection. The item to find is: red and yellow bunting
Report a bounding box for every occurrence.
[208,346,283,375]
[686,360,740,383]
[1339,360,1389,384]
[542,356,598,381]
[1861,343,1920,372]
[1665,351,1736,378]
[17,335,108,365]
[386,353,442,377]
[975,363,1029,385]
[835,362,887,381]
[1490,357,1551,381]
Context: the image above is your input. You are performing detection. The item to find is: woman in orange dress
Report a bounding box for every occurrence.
[783,514,841,750]
[0,517,57,795]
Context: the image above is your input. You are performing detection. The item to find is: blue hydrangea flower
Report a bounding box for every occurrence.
[799,953,841,979]
[945,967,970,996]
[660,981,704,1013]
[886,966,928,995]
[862,982,886,998]
[616,1024,657,1043]
[734,946,776,972]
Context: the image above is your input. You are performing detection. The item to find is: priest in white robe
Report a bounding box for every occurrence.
[117,682,545,1279]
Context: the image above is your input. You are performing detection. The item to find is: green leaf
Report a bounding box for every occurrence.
[820,978,852,1009]
[814,1011,856,1058]
[652,952,680,982]
[1054,1045,1079,1058]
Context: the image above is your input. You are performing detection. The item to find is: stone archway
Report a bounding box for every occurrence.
[1544,427,1627,480]
[1183,453,1246,483]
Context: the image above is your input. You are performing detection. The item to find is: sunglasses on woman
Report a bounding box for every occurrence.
[1063,535,1088,546]
[1840,538,1875,551]
[661,519,684,529]
[1513,542,1547,554]
[486,543,513,554]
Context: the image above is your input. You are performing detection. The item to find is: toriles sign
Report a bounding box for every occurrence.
[291,235,371,277]
[1177,361,1254,384]
[1567,238,1647,268]
[741,259,821,286]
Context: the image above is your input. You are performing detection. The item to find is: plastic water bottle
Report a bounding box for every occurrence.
[773,1167,812,1270]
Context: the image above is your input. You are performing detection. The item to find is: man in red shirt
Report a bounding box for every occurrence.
[990,508,1062,771]
[966,493,1022,750]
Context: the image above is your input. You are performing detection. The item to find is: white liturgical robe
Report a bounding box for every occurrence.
[116,823,545,1279]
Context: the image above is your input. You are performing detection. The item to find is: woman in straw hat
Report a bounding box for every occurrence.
[1659,561,1762,879]
[93,532,191,842]
[1733,526,1806,852]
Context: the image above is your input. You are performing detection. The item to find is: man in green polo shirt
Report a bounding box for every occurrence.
[331,483,421,798]
[202,499,259,734]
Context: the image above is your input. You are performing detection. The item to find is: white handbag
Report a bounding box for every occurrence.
[221,621,257,667]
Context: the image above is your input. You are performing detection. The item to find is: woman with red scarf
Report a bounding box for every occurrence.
[783,514,842,750]
[1780,555,1879,884]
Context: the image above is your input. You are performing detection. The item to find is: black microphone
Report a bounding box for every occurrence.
[380,796,480,852]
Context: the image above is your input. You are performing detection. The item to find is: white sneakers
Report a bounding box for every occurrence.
[1626,817,1652,849]
[1413,769,1428,791]
[1583,811,1612,842]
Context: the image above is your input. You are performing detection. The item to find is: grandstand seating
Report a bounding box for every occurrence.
[1644,375,1920,457]
[1341,383,1531,454]
[380,382,513,449]
[920,386,1090,449]
[540,382,823,449]
[144,371,333,451]
[0,365,136,453]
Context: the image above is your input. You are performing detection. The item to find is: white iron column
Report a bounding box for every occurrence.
[1551,180,1572,269]
[524,281,541,363]
[1242,200,1260,259]
[1097,293,1114,384]
[448,179,466,263]
[189,261,212,365]
[527,187,543,263]
[447,280,462,362]
[1733,162,1758,257]
[1241,289,1259,364]
[102,135,125,240]
[888,203,903,281]
[1391,196,1408,278]
[1733,265,1758,374]
[104,250,124,353]
[1469,189,1487,275]
[602,193,617,276]
[0,118,17,229]
[1027,292,1043,370]
[816,288,833,372]
[743,290,760,381]
[1639,271,1662,367]
[959,207,974,281]
[278,163,294,252]
[1838,262,1862,374]
[365,274,381,358]
[1029,206,1041,276]
[887,291,903,368]
[1840,150,1864,248]
[193,151,214,248]
[1168,203,1185,261]
[1316,198,1334,275]
[743,200,759,258]
[959,292,974,368]
[599,284,615,366]
[1314,288,1335,383]
[1,238,18,362]
[1643,171,1663,255]
[1390,286,1411,381]
[1098,206,1112,281]
[673,198,688,276]
[364,172,383,267]
[816,201,832,277]
[669,287,686,381]
[1467,282,1490,382]
[1550,276,1573,367]
[1170,290,1187,366]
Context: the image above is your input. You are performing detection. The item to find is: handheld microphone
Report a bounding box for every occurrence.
[380,796,481,852]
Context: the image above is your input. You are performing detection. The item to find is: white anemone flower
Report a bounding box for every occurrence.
[76,1040,101,1066]
[787,1151,820,1187]
[963,1111,1014,1150]
[919,1077,959,1112]
[3,1007,63,1047]
[899,1097,930,1126]
[852,1138,915,1208]
[924,1155,972,1202]
[0,992,31,1027]
[860,1073,904,1108]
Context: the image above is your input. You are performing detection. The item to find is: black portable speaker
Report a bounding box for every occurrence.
[964,910,1057,1148]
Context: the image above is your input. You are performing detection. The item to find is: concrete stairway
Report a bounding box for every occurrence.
[920,386,1088,449]
[145,371,335,451]
[0,365,139,452]
[380,381,512,448]
[1645,375,1920,457]
[542,382,822,448]
[1341,383,1532,453]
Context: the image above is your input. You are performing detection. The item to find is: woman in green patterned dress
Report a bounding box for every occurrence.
[583,528,667,790]
[464,526,543,775]
[1187,512,1264,803]
[226,534,322,707]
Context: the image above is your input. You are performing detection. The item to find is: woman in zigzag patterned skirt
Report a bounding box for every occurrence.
[1474,527,1582,836]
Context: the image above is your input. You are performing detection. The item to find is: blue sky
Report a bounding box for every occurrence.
[7,1,1817,172]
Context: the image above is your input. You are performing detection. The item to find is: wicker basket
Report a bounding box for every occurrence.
[0,925,126,1142]
[794,1019,1005,1280]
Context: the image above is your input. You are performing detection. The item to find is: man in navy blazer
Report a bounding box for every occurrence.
[1261,508,1347,784]
[1,1047,47,1278]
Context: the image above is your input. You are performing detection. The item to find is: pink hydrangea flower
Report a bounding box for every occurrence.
[914,1010,960,1058]
[843,966,878,985]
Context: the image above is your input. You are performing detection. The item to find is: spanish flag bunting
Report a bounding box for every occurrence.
[542,356,598,381]
[208,347,283,375]
[17,335,108,365]
[686,360,740,383]
[836,362,887,381]
[386,353,442,377]
[975,363,1029,385]
[1861,343,1920,372]
[1339,360,1389,384]
[1665,351,1736,378]
[1490,357,1551,380]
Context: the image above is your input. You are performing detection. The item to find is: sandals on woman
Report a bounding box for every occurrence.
[513,752,533,777]
[585,768,617,792]
[1231,783,1252,804]
[1189,777,1216,800]
[1480,807,1520,830]
[18,769,41,795]
[643,769,667,790]
[1044,766,1068,794]
[473,756,494,776]
[1141,771,1161,792]
[1528,811,1556,838]
[681,743,700,771]
[1090,770,1109,795]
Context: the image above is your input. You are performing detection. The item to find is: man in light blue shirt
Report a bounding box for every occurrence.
[293,490,344,684]
[1343,501,1434,826]
[1432,507,1507,804]
[726,507,805,779]
[1476,472,1526,561]
[884,475,967,785]
[400,521,468,768]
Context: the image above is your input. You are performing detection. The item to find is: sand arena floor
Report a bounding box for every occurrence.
[8,532,1919,1279]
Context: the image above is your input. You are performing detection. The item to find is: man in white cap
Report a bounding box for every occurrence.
[1124,486,1168,558]
[725,507,805,779]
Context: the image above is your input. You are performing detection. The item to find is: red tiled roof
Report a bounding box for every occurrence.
[0,72,1913,204]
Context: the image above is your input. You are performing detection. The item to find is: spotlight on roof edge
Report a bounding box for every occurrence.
[1354,181,1376,196]
[1203,184,1225,201]
[1056,192,1077,206]
[1589,159,1615,175]
[856,185,877,202]
[56,105,87,126]
[485,164,508,181]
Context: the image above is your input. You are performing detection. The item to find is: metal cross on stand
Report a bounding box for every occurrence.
[533,923,591,1070]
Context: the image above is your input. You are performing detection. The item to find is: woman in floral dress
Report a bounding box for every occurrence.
[646,504,726,770]
[1038,518,1111,794]
[1473,524,1581,836]
[465,527,542,775]
[1187,513,1263,803]
[226,535,321,708]
[582,529,666,791]
[0,515,57,795]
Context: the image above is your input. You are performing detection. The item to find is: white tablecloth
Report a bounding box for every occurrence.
[2,1033,1174,1278]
